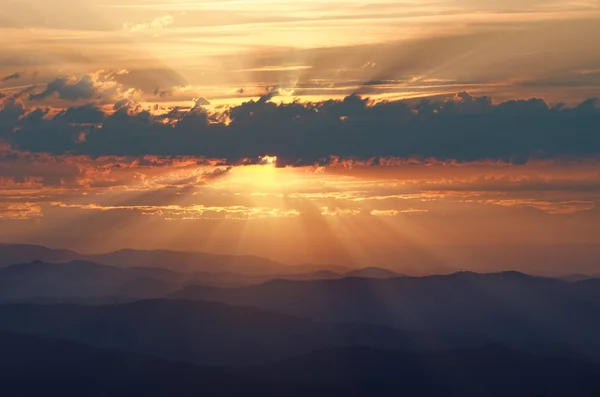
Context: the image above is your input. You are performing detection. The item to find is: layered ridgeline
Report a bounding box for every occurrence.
[0,299,488,367]
[170,272,600,360]
[2,244,600,395]
[0,244,352,274]
[0,244,411,301]
[0,300,600,396]
[0,260,408,301]
[0,329,335,397]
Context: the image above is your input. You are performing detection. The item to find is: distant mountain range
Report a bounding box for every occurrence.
[0,243,409,301]
[170,272,600,360]
[4,248,600,361]
[3,242,600,396]
[0,243,287,274]
[0,257,407,301]
[561,273,600,282]
[1,243,402,276]
[0,260,183,300]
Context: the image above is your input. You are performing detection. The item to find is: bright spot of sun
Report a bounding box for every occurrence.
[224,156,305,192]
[259,155,277,165]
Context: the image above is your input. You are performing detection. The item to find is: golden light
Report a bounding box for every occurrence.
[259,155,278,165]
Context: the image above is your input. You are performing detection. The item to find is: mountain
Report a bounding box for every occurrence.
[0,329,333,397]
[170,272,600,359]
[0,244,286,274]
[344,267,404,278]
[562,273,600,282]
[111,278,182,299]
[0,244,80,267]
[0,244,357,276]
[0,299,488,367]
[86,249,286,274]
[3,329,599,397]
[0,259,415,302]
[0,261,184,300]
[285,263,354,274]
[250,345,600,397]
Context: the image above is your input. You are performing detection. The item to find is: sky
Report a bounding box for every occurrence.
[1,0,600,274]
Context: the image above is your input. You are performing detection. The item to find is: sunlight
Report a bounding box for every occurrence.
[222,159,306,193]
[259,155,278,165]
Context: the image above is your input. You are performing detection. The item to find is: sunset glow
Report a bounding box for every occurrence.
[0,0,599,274]
[4,3,600,394]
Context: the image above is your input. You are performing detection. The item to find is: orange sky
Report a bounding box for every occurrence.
[1,0,600,103]
[2,151,600,274]
[1,1,600,274]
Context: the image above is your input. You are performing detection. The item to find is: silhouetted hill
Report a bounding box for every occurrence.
[112,278,182,299]
[170,272,600,359]
[562,273,600,282]
[345,267,405,278]
[285,263,354,274]
[184,269,343,287]
[0,244,80,267]
[250,345,600,397]
[86,249,286,274]
[0,299,487,367]
[0,244,288,274]
[0,329,334,397]
[0,244,382,277]
[3,328,597,396]
[0,261,184,300]
[0,259,418,301]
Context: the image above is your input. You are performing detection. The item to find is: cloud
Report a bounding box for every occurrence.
[361,62,377,69]
[0,203,42,220]
[201,166,232,181]
[0,99,25,125]
[2,91,600,164]
[26,72,135,105]
[29,75,96,101]
[1,73,21,82]
[124,15,174,33]
[54,104,105,124]
[193,97,211,108]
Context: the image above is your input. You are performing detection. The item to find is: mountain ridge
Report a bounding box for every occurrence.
[0,299,491,367]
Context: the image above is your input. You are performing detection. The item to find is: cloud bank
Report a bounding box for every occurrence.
[1,90,599,164]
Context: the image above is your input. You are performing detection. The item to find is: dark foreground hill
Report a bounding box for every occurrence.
[250,345,600,397]
[0,330,333,397]
[2,329,600,397]
[0,299,486,366]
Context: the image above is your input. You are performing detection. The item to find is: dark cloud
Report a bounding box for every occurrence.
[29,75,97,101]
[153,87,173,97]
[201,166,232,181]
[1,73,21,82]
[0,100,25,124]
[54,104,105,124]
[2,92,600,164]
[193,97,211,107]
[257,90,279,103]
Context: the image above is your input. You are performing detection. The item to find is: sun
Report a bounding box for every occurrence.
[221,156,309,192]
[259,155,277,165]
